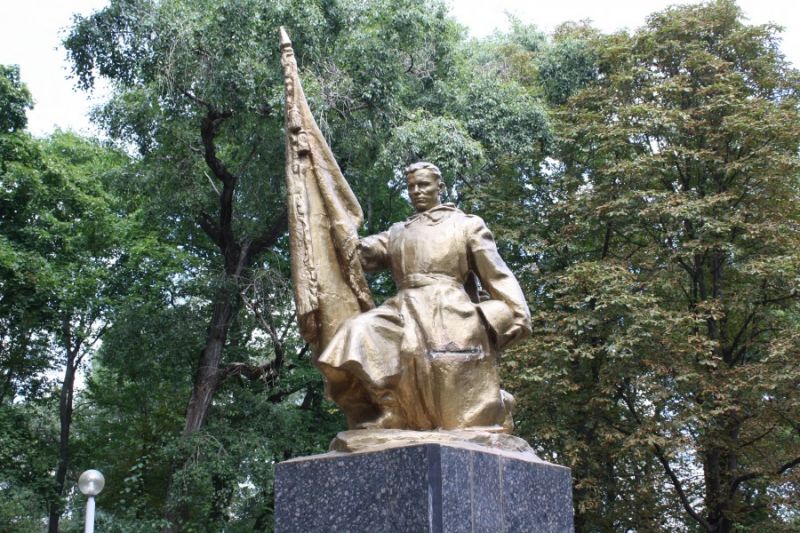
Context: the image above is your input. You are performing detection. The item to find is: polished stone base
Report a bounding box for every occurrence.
[274,442,573,532]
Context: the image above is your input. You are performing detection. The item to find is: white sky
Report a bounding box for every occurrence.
[0,0,798,137]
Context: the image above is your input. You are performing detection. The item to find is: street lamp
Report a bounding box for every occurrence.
[78,470,105,533]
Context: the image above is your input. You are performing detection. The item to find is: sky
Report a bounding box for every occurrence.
[0,0,798,137]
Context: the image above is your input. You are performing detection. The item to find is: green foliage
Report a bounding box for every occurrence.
[0,65,32,134]
[453,75,550,175]
[537,35,597,106]
[4,1,799,531]
[0,70,42,394]
[0,120,136,528]
[376,113,485,202]
[0,397,58,530]
[508,1,800,530]
[58,0,552,529]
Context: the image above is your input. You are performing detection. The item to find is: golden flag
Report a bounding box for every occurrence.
[279,27,373,355]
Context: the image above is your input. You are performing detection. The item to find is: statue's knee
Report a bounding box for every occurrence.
[349,308,399,332]
[347,313,373,332]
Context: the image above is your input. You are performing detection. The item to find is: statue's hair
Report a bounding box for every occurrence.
[404,161,442,180]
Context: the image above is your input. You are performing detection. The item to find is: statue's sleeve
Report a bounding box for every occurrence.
[358,231,390,273]
[467,216,532,350]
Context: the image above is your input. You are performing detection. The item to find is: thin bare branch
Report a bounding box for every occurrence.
[652,444,713,531]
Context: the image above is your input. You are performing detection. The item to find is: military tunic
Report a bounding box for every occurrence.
[317,204,531,430]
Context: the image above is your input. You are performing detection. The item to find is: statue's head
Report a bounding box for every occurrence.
[404,162,445,213]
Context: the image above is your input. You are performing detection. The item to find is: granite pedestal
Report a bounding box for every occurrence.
[274,442,573,532]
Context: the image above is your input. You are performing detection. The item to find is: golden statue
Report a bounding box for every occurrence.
[280,29,531,444]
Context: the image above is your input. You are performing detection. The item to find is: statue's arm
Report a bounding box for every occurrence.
[357,230,390,273]
[467,217,532,350]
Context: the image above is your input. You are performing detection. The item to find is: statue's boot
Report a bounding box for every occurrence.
[501,389,515,433]
[354,391,405,430]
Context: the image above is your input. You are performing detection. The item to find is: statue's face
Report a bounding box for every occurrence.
[407,170,443,212]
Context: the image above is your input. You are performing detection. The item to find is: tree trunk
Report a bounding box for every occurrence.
[183,284,236,434]
[166,276,238,530]
[47,345,78,533]
[164,102,286,529]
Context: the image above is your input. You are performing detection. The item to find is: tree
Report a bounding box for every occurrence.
[0,65,58,530]
[0,65,31,135]
[0,65,41,404]
[38,132,130,532]
[0,65,134,529]
[1,131,130,532]
[63,0,548,528]
[512,1,800,530]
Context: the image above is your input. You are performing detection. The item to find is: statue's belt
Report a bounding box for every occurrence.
[399,273,463,289]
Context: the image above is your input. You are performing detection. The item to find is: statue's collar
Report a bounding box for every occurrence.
[405,203,459,226]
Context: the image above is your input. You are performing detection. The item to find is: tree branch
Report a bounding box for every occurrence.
[620,385,712,531]
[737,424,777,449]
[267,382,308,404]
[219,360,282,383]
[729,455,800,498]
[198,106,237,257]
[183,89,212,110]
[246,210,288,264]
[653,444,713,531]
[200,108,235,186]
[778,455,800,475]
[198,212,223,248]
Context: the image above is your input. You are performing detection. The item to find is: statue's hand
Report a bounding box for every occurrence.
[476,299,532,350]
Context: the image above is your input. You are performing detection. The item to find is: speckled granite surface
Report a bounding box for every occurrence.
[274,443,573,532]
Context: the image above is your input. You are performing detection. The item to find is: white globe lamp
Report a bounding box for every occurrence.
[78,470,105,533]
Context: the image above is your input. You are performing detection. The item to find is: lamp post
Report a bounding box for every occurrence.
[78,470,104,533]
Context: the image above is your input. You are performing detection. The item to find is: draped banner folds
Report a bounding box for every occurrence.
[279,27,374,357]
